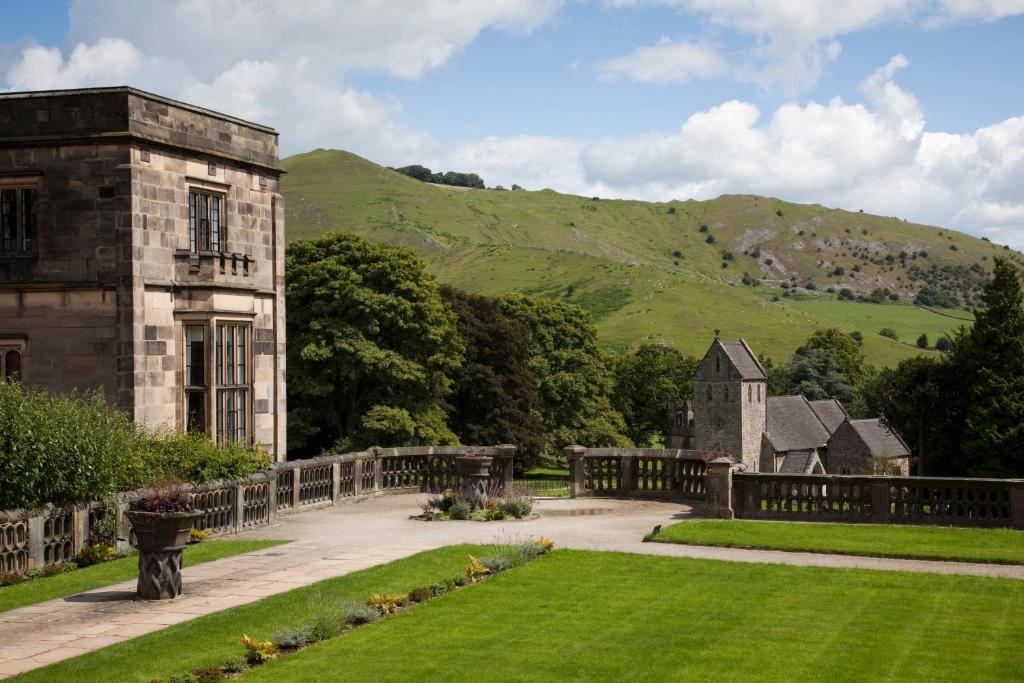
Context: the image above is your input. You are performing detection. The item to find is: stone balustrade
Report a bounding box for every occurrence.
[564,446,708,501]
[718,470,1024,529]
[0,444,516,574]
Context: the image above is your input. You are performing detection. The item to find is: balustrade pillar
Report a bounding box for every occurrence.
[565,445,587,498]
[1011,481,1024,530]
[353,458,363,496]
[371,446,383,493]
[705,457,735,519]
[331,462,342,503]
[26,513,45,569]
[870,479,891,524]
[621,455,635,496]
[233,482,245,533]
[291,466,301,509]
[496,444,516,495]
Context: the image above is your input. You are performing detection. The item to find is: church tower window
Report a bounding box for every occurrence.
[706,384,712,402]
[723,385,729,401]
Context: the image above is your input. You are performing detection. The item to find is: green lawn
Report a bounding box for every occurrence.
[0,540,286,613]
[648,520,1024,564]
[28,548,1024,681]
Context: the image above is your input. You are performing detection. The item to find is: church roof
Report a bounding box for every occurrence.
[848,419,911,458]
[719,340,766,380]
[765,395,831,452]
[807,399,848,434]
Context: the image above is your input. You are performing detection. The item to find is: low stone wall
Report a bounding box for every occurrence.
[0,444,516,574]
[564,446,707,501]
[712,469,1024,529]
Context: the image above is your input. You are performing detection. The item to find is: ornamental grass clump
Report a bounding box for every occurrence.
[269,626,311,652]
[302,592,347,641]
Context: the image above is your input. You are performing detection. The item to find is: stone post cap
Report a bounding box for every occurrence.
[709,456,734,465]
[495,444,517,455]
[564,445,587,457]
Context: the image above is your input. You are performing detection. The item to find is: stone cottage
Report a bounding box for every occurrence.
[0,87,286,460]
[668,336,910,475]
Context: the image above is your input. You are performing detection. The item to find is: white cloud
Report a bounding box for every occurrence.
[597,38,727,84]
[604,1,1024,92]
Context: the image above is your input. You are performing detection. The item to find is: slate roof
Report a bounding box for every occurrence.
[778,449,823,474]
[807,399,848,434]
[719,340,766,380]
[849,419,911,458]
[765,395,831,452]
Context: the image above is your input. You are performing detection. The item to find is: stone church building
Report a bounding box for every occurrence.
[0,87,286,460]
[668,337,910,475]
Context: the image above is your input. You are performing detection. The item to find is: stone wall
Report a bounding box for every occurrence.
[0,88,286,459]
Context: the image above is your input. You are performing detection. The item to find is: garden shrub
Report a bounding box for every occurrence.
[340,600,380,625]
[0,382,270,509]
[169,673,199,683]
[466,555,491,581]
[448,499,471,520]
[478,556,514,573]
[220,656,247,674]
[192,667,225,683]
[269,626,311,651]
[303,592,347,641]
[239,635,279,664]
[76,543,117,567]
[366,592,406,615]
[40,561,76,578]
[408,586,434,603]
[0,572,27,587]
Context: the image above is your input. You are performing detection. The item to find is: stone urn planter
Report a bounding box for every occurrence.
[125,509,201,600]
[455,454,493,510]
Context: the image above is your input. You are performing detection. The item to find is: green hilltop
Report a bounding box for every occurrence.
[281,148,1016,366]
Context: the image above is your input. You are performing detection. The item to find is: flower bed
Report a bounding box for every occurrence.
[416,487,534,521]
[154,539,555,682]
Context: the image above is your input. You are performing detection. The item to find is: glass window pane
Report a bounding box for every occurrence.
[185,326,205,387]
[210,196,220,251]
[236,326,246,383]
[186,391,205,433]
[225,325,235,384]
[1,190,15,251]
[20,189,35,251]
[188,192,197,252]
[216,324,223,386]
[237,390,247,441]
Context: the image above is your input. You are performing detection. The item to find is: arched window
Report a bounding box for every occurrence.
[723,385,729,401]
[748,384,753,403]
[757,383,762,402]
[715,355,721,373]
[2,349,21,380]
[706,384,712,402]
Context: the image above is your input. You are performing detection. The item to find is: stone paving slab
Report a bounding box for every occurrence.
[1,495,1021,678]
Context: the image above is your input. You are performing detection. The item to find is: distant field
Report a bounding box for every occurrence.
[281,149,1010,366]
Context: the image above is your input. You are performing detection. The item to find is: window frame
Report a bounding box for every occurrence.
[188,188,225,253]
[179,319,252,445]
[0,183,39,254]
[0,339,25,380]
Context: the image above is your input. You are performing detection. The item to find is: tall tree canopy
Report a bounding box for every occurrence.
[612,344,698,446]
[441,287,544,468]
[499,293,630,455]
[286,233,463,455]
[955,257,1024,477]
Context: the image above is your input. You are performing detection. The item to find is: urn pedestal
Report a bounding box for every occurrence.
[125,510,201,600]
[455,455,493,510]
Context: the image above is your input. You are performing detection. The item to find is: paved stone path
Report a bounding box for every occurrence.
[1,495,1022,677]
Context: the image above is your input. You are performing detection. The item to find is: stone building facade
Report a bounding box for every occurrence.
[0,87,286,460]
[673,336,909,475]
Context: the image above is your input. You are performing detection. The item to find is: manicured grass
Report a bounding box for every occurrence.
[0,540,286,613]
[30,548,1024,681]
[648,520,1024,564]
[22,545,488,682]
[523,467,570,479]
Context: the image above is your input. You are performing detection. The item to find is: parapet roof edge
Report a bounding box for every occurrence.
[0,86,278,135]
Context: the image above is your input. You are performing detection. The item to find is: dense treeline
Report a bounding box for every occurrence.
[392,164,485,189]
[287,233,1024,478]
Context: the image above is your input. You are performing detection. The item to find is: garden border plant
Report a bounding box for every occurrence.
[417,486,535,521]
[155,538,555,683]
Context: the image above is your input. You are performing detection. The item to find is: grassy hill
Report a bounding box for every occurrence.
[281,149,1014,366]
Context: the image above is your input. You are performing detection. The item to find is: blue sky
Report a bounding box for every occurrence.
[3,1,1024,244]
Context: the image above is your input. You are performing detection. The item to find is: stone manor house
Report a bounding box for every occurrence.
[668,337,910,475]
[0,87,286,460]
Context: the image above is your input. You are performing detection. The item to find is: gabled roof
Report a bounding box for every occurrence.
[848,419,911,458]
[778,449,824,474]
[807,399,848,434]
[765,395,831,452]
[718,339,767,380]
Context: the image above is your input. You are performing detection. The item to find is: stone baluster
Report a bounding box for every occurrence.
[565,445,587,498]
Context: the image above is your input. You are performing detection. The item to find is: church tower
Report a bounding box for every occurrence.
[692,336,767,471]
